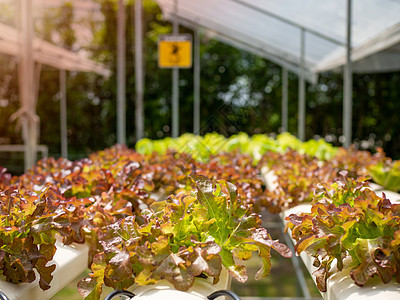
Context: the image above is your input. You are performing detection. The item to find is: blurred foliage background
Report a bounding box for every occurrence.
[0,0,400,173]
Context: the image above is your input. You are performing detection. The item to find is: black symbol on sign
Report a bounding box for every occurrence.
[169,43,180,64]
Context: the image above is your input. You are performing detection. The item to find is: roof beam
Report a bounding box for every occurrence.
[175,14,317,83]
[0,22,110,76]
[314,22,400,73]
[229,0,346,46]
[164,7,314,65]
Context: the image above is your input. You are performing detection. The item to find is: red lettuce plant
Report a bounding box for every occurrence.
[140,150,268,212]
[0,185,133,291]
[0,187,80,290]
[78,175,291,299]
[286,172,400,291]
[0,167,11,187]
[10,146,155,213]
[141,151,195,195]
[260,150,337,213]
[194,151,267,212]
[330,146,388,178]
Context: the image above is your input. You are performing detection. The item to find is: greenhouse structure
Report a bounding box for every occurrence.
[0,0,400,300]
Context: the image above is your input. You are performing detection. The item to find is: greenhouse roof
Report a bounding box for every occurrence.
[0,22,110,77]
[316,21,400,73]
[156,0,400,82]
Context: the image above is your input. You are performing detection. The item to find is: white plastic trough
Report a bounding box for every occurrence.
[281,203,400,300]
[0,241,88,300]
[262,168,400,299]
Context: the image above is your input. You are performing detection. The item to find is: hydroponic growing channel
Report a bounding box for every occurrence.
[0,133,399,300]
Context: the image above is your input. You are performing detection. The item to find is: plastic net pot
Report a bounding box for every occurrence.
[132,268,231,299]
[105,269,233,300]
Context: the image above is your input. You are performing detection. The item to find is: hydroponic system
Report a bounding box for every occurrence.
[0,132,399,299]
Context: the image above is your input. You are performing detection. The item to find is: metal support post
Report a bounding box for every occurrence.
[298,28,306,141]
[282,226,312,299]
[135,0,144,140]
[117,0,126,144]
[343,0,353,147]
[19,0,37,171]
[60,69,68,158]
[193,28,200,134]
[172,0,179,138]
[282,66,288,132]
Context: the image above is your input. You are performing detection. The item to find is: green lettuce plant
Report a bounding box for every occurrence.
[286,172,400,291]
[368,160,400,192]
[78,175,292,299]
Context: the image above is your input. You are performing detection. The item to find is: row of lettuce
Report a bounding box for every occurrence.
[136,132,400,193]
[136,132,339,162]
[0,132,399,298]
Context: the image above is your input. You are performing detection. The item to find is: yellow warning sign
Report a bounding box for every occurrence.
[158,34,192,68]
